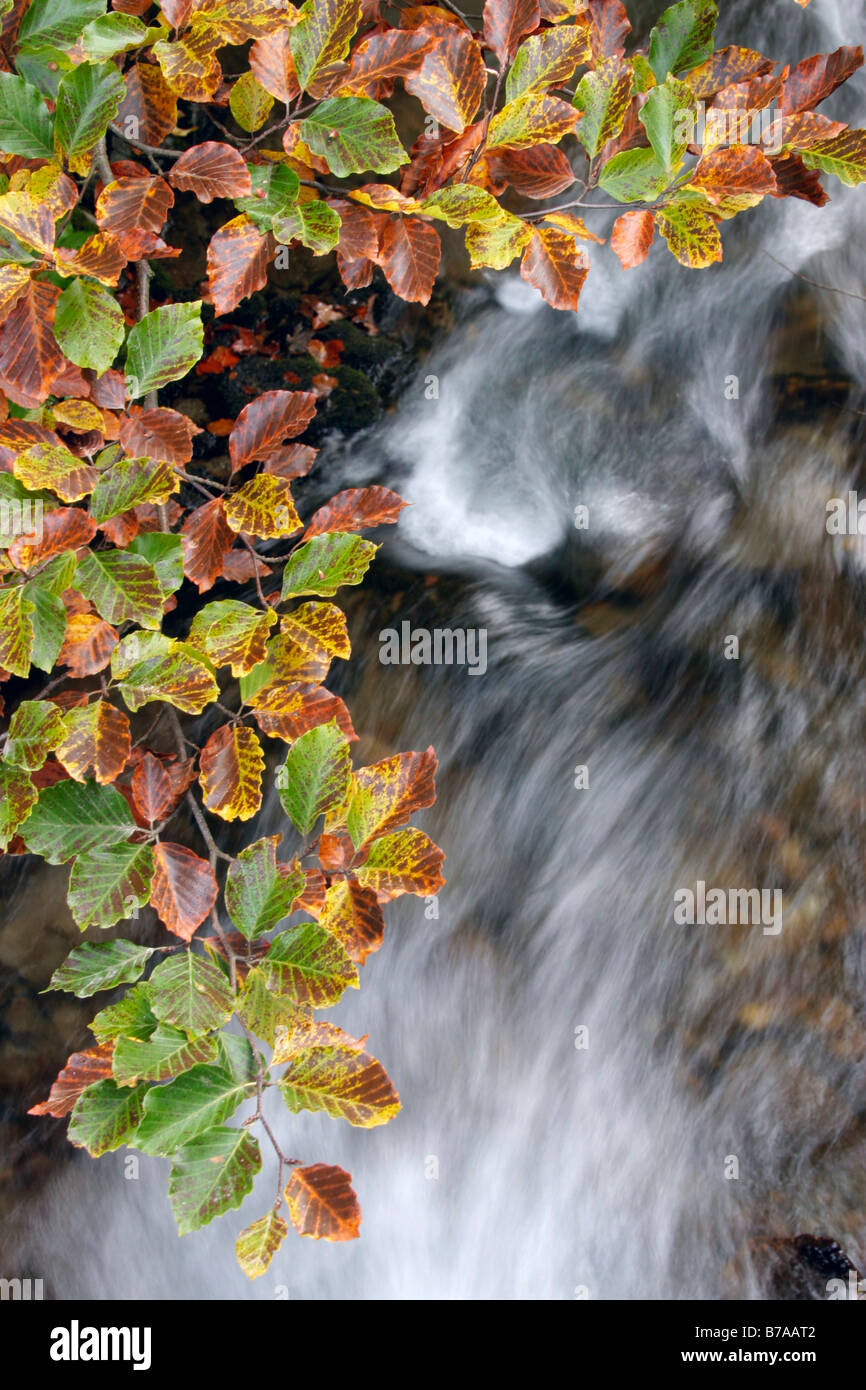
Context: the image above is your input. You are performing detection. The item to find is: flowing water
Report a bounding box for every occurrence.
[8,0,866,1301]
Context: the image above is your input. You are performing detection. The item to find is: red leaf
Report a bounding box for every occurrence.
[119,406,201,463]
[610,209,655,269]
[520,227,589,311]
[691,144,778,201]
[404,27,487,134]
[768,151,828,206]
[207,217,272,317]
[169,142,253,203]
[96,177,174,256]
[57,612,118,678]
[131,751,174,823]
[249,28,300,104]
[377,216,441,305]
[0,279,65,409]
[779,45,864,115]
[181,497,236,592]
[253,686,357,742]
[229,389,318,470]
[150,842,219,941]
[263,442,318,479]
[305,485,408,538]
[482,0,539,67]
[28,1043,114,1118]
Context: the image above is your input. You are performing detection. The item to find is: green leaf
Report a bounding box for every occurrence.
[229,71,273,132]
[127,532,184,597]
[110,630,219,714]
[217,1031,259,1085]
[299,97,406,178]
[55,61,126,165]
[90,982,157,1044]
[75,547,164,629]
[46,940,155,997]
[54,277,125,374]
[598,146,672,202]
[280,533,377,600]
[3,698,65,770]
[236,966,311,1046]
[638,77,695,175]
[0,761,37,851]
[125,301,204,400]
[18,0,106,50]
[224,835,305,940]
[0,585,34,677]
[654,196,722,266]
[573,56,633,158]
[136,1064,255,1156]
[21,581,67,672]
[262,922,358,1007]
[506,24,591,102]
[80,13,160,61]
[234,164,300,229]
[290,0,362,93]
[24,549,75,595]
[168,1125,261,1235]
[276,721,351,836]
[148,952,235,1036]
[0,71,55,159]
[67,842,155,930]
[113,1022,218,1085]
[68,1078,147,1156]
[272,199,341,254]
[236,1210,288,1279]
[19,778,136,864]
[89,455,177,522]
[15,47,74,101]
[801,130,866,188]
[419,185,504,228]
[648,0,718,83]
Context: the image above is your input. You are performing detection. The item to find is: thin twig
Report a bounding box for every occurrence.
[764,250,866,304]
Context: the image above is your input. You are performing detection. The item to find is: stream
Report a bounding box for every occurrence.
[6,0,866,1302]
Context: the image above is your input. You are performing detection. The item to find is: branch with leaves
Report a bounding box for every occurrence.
[0,0,863,1279]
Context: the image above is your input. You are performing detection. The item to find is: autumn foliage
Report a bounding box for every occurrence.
[0,0,863,1276]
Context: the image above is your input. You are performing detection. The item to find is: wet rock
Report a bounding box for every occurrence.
[727,1234,864,1300]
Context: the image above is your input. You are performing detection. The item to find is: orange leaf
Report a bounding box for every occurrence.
[377,216,441,305]
[150,841,219,940]
[120,406,201,464]
[340,24,433,93]
[181,497,235,592]
[610,209,655,268]
[319,877,385,964]
[587,0,631,61]
[131,751,174,824]
[57,612,118,677]
[118,61,179,147]
[55,700,131,785]
[250,29,301,104]
[284,1163,361,1241]
[253,685,356,742]
[9,507,97,572]
[207,215,272,317]
[96,177,174,255]
[229,389,318,470]
[169,141,253,203]
[56,231,126,286]
[487,143,576,198]
[28,1043,114,1118]
[355,826,445,900]
[520,226,589,311]
[347,746,437,847]
[404,26,486,134]
[482,0,539,67]
[304,485,407,537]
[690,144,778,202]
[779,44,864,116]
[199,723,264,822]
[0,279,65,409]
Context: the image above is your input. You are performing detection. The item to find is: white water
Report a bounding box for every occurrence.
[10,0,866,1300]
